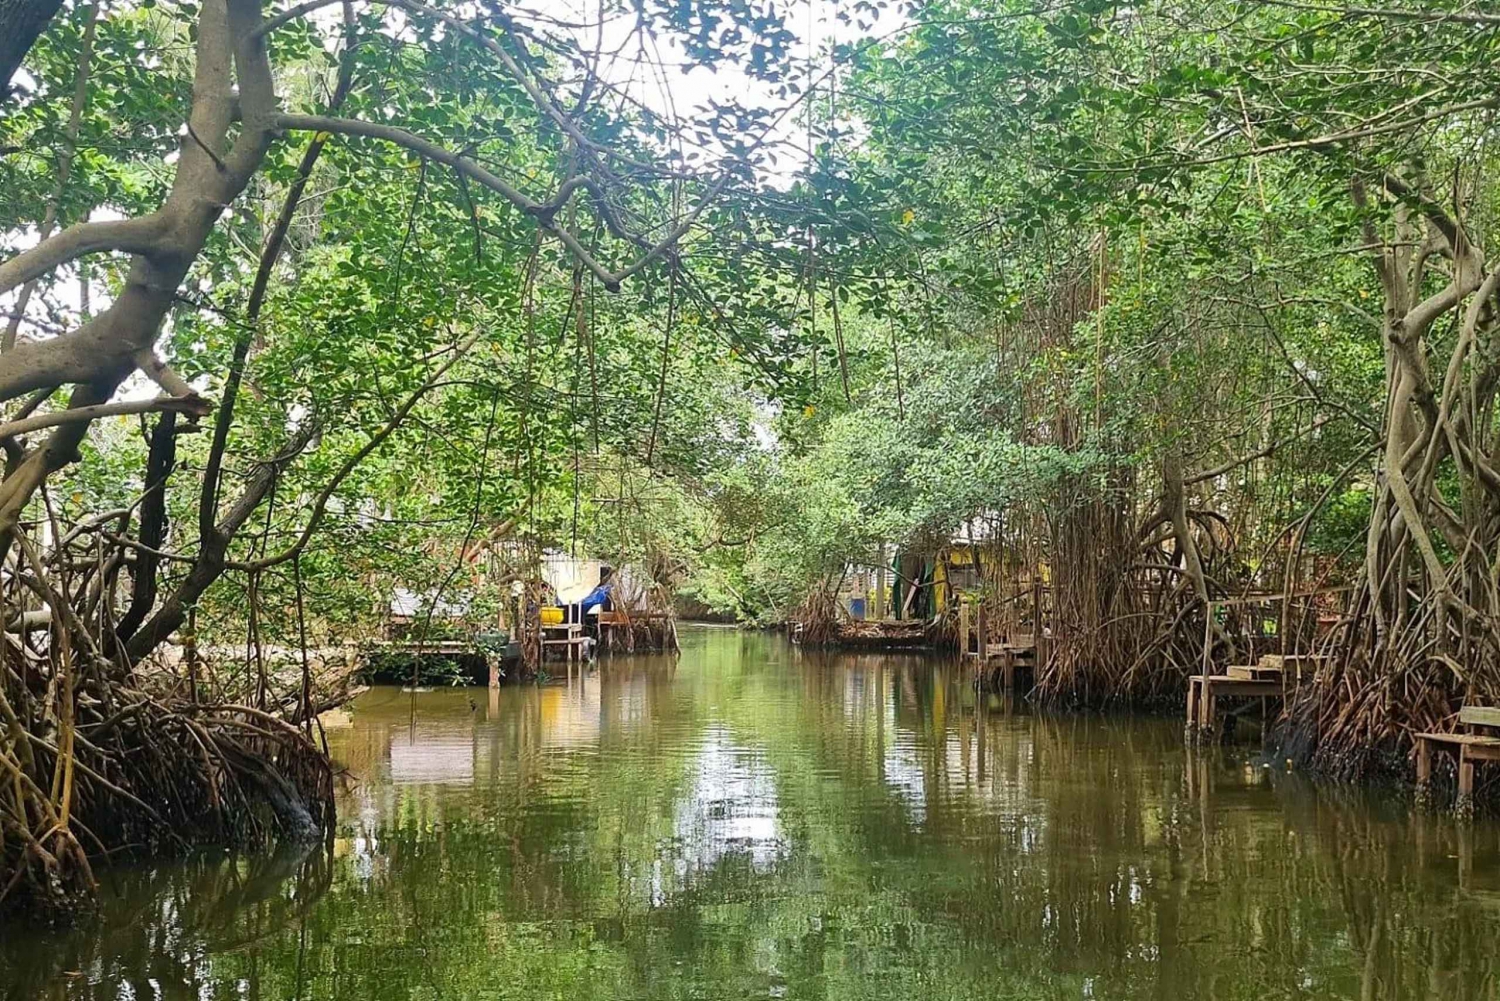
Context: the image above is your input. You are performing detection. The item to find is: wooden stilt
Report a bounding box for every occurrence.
[1415,738,1432,807]
[1457,745,1476,819]
[1198,608,1214,737]
[1458,822,1474,890]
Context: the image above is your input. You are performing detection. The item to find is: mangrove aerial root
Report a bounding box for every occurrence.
[0,685,333,920]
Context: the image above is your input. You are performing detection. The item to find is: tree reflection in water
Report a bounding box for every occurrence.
[3,844,331,1000]
[4,629,1499,1000]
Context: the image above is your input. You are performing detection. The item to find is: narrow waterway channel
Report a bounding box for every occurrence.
[4,626,1499,999]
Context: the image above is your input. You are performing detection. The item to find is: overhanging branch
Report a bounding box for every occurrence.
[0,214,169,297]
[1185,415,1339,485]
[277,113,723,290]
[0,395,210,442]
[234,330,481,571]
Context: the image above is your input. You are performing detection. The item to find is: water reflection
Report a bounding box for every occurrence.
[4,628,1500,1000]
[2,846,331,1000]
[675,726,782,874]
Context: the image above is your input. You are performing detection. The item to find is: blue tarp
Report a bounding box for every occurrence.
[580,582,613,612]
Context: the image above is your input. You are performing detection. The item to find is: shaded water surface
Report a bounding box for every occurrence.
[5,627,1500,999]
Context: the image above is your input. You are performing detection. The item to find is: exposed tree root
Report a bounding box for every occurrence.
[1,518,333,922]
[0,680,332,921]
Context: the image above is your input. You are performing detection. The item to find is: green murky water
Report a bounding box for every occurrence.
[5,627,1500,999]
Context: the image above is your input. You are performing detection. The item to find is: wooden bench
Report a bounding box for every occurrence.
[1187,653,1323,735]
[1416,706,1500,807]
[1187,674,1283,733]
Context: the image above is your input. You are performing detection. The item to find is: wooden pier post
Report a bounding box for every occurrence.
[1458,746,1476,818]
[1415,737,1432,807]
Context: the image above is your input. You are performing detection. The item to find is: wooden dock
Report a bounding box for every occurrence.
[979,637,1038,692]
[542,622,588,661]
[1187,653,1327,737]
[959,590,1048,693]
[1187,673,1281,734]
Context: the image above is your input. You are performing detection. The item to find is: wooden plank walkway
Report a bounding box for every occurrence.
[973,635,1039,692]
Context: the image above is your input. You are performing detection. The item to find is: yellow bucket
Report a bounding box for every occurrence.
[540,606,564,626]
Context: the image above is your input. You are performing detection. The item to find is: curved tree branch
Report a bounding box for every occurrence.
[1185,415,1339,485]
[257,0,602,161]
[0,395,209,442]
[0,214,170,298]
[201,2,356,543]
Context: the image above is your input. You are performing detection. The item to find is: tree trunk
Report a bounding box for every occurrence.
[0,0,63,99]
[1162,454,1212,610]
[115,412,177,642]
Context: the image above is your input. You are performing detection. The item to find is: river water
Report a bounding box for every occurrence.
[4,627,1499,999]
